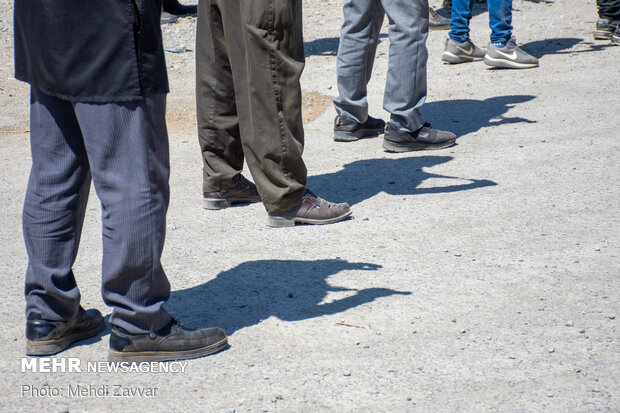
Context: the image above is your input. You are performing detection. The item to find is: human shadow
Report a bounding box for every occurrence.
[521,38,611,58]
[168,259,409,335]
[308,156,497,207]
[422,95,536,137]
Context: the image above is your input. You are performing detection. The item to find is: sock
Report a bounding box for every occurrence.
[492,41,507,48]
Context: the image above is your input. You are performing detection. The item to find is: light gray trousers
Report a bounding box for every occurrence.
[334,0,429,132]
[23,88,172,334]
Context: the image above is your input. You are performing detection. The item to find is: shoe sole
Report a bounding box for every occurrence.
[203,198,261,210]
[441,51,483,64]
[483,55,538,69]
[108,336,228,363]
[613,35,620,45]
[26,321,105,356]
[594,30,614,40]
[267,210,352,228]
[333,129,384,142]
[430,24,450,31]
[382,139,456,153]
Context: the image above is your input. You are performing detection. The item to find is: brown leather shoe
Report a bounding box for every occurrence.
[203,174,261,209]
[109,319,227,363]
[267,191,352,227]
[26,307,105,356]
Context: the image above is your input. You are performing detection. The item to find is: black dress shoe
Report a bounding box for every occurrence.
[108,319,228,362]
[26,308,105,356]
[163,0,197,16]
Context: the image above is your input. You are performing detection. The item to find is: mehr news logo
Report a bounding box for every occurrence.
[21,357,188,373]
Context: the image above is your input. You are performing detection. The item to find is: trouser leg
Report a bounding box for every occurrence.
[597,0,620,19]
[333,0,385,123]
[220,0,307,215]
[381,0,428,132]
[196,0,245,193]
[24,88,91,322]
[448,0,476,42]
[488,0,513,43]
[74,94,171,334]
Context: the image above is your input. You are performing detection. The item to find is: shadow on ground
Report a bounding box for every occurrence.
[168,259,409,335]
[309,156,497,206]
[522,37,613,58]
[422,95,536,137]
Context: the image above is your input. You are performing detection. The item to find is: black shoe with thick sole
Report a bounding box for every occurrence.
[333,115,386,142]
[26,308,105,356]
[383,122,456,152]
[109,319,228,363]
[594,18,620,40]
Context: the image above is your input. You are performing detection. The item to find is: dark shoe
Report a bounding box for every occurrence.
[109,319,227,363]
[203,174,261,210]
[163,0,197,16]
[612,26,620,45]
[267,191,352,227]
[160,10,178,24]
[594,18,620,40]
[484,37,539,69]
[333,115,385,142]
[26,308,105,356]
[383,122,456,152]
[429,7,450,31]
[442,38,485,64]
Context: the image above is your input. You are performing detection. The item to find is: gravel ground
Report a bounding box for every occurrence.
[0,0,618,411]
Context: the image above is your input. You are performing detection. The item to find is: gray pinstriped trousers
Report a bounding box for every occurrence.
[23,88,172,334]
[334,0,429,132]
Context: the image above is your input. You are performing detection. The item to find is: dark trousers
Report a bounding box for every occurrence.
[24,88,172,334]
[598,0,620,20]
[196,0,307,215]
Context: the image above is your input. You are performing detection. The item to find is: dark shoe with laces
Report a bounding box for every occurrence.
[163,0,197,16]
[26,307,105,356]
[594,18,620,40]
[267,191,352,227]
[108,319,228,363]
[203,174,261,210]
[333,115,386,142]
[429,7,450,31]
[383,121,456,152]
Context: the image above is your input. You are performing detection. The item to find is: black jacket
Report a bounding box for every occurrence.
[14,0,168,102]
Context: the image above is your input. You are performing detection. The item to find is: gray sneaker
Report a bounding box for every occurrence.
[484,37,539,69]
[442,38,485,64]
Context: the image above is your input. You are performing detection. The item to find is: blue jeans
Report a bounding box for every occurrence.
[449,0,513,44]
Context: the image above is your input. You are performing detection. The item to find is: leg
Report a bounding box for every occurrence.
[382,0,429,132]
[487,0,513,43]
[222,0,308,215]
[196,0,246,193]
[74,95,172,334]
[333,0,385,123]
[448,0,476,42]
[24,88,91,322]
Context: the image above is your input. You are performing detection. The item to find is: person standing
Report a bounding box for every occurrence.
[441,0,539,68]
[195,0,352,227]
[332,0,457,153]
[15,0,227,361]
